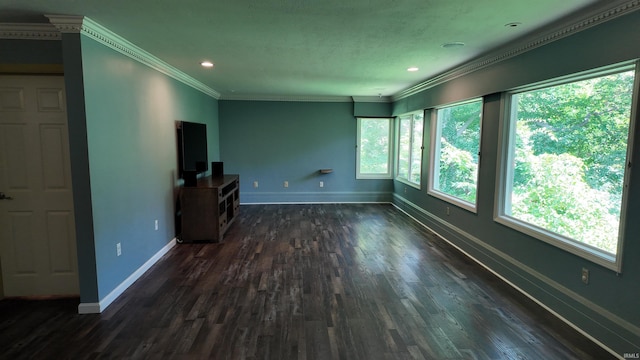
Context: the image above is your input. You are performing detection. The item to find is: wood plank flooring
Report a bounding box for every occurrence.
[0,204,615,359]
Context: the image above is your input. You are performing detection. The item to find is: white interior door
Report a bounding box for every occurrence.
[0,75,79,297]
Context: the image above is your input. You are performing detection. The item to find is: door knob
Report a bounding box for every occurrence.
[0,192,13,200]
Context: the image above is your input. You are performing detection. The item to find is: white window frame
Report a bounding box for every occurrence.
[427,98,483,213]
[356,117,394,179]
[494,62,638,272]
[395,111,425,188]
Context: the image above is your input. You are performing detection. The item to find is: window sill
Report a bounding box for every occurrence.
[494,214,620,272]
[427,189,478,214]
[395,177,421,190]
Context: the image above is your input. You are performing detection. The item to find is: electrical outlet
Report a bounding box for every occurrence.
[320,181,324,188]
[284,181,289,188]
[154,219,158,231]
[116,242,122,257]
[253,181,259,188]
[581,268,589,284]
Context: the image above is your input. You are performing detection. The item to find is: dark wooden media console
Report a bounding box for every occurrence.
[177,174,239,243]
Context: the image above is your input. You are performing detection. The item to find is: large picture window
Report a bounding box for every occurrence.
[496,63,637,270]
[396,111,424,187]
[356,117,393,179]
[428,99,483,211]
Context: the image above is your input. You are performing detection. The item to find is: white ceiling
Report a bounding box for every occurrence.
[0,0,621,99]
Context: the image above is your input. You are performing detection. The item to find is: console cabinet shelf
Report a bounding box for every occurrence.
[177,174,239,243]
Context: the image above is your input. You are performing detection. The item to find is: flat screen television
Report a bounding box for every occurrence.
[177,121,208,177]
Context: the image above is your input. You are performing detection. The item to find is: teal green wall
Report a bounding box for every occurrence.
[219,100,393,203]
[353,101,392,117]
[392,10,640,356]
[62,34,219,302]
[60,33,100,302]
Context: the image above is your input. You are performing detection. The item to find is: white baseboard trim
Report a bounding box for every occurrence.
[239,191,393,204]
[77,238,177,314]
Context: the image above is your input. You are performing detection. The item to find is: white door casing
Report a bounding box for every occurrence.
[0,75,79,297]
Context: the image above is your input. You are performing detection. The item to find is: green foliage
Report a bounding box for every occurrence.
[433,70,634,254]
[510,151,619,253]
[514,72,634,194]
[397,113,424,184]
[410,117,424,184]
[438,138,478,202]
[397,117,411,179]
[435,100,482,203]
[507,70,635,254]
[359,118,391,174]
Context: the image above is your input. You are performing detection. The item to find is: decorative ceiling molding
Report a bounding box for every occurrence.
[221,94,392,103]
[392,0,640,101]
[45,15,221,100]
[221,94,354,102]
[0,23,61,40]
[351,96,391,103]
[44,14,84,33]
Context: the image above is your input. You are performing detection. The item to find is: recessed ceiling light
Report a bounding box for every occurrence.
[441,42,465,49]
[200,61,214,68]
[505,22,522,28]
[407,67,419,72]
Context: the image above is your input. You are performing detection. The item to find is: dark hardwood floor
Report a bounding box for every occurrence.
[0,204,615,359]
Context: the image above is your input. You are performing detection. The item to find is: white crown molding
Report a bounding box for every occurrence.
[351,96,392,103]
[44,14,84,33]
[221,94,392,103]
[45,15,221,99]
[221,93,354,102]
[392,0,640,101]
[0,23,61,40]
